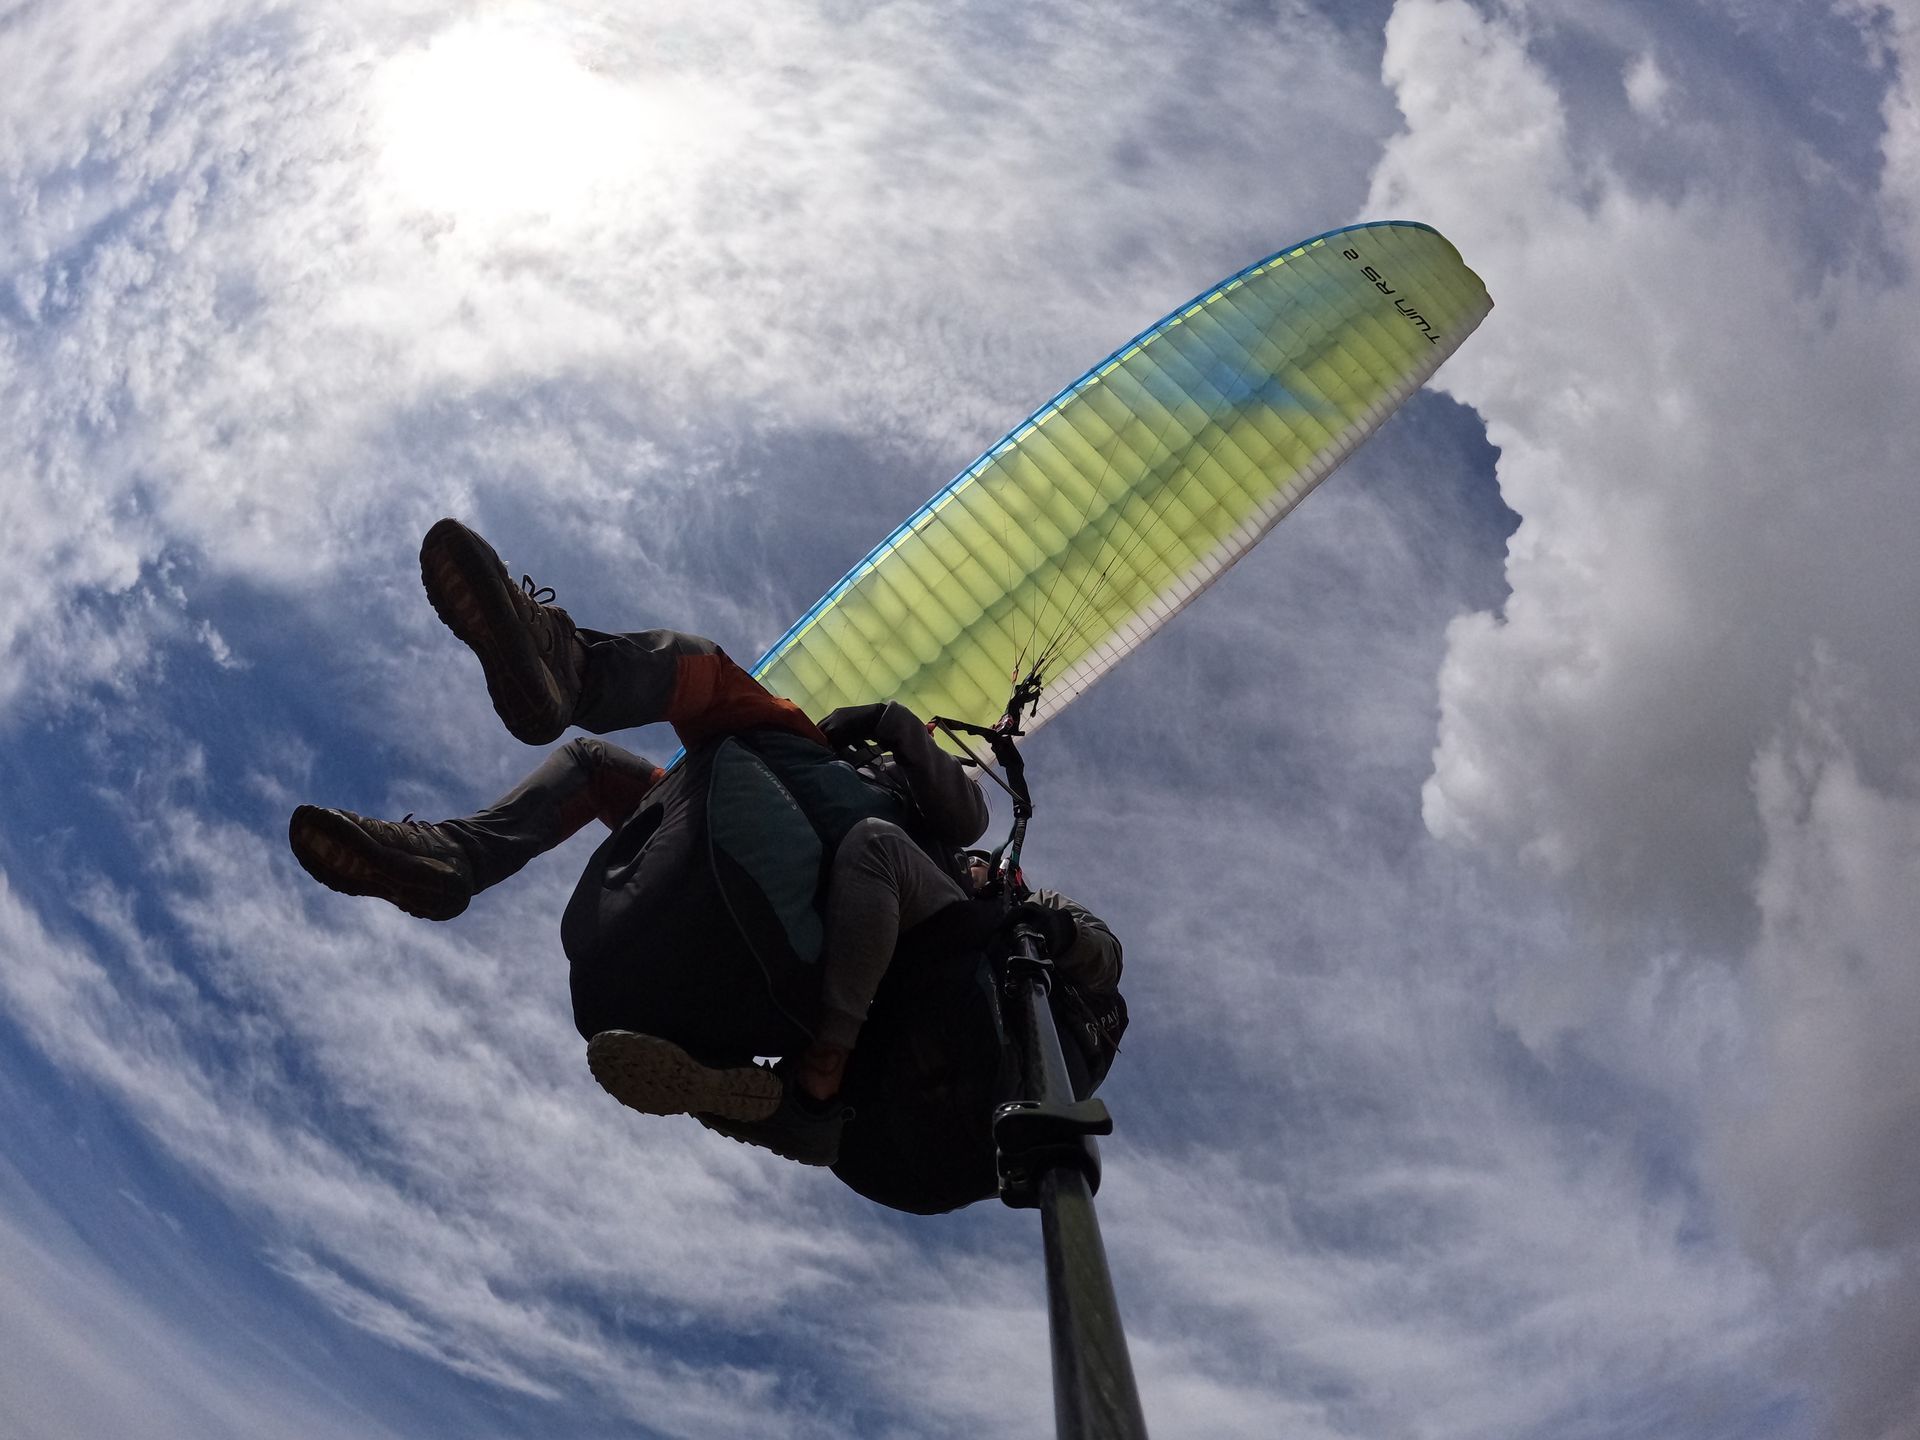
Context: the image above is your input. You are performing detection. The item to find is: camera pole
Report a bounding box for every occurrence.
[936,677,1150,1440]
[996,921,1150,1440]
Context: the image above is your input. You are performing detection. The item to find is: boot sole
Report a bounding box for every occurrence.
[419,518,567,745]
[288,806,471,921]
[587,1031,783,1121]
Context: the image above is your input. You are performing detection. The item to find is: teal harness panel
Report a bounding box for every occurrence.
[707,739,828,967]
[705,731,914,1032]
[749,731,910,852]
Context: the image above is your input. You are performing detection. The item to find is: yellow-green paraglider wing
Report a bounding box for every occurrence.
[752,221,1492,736]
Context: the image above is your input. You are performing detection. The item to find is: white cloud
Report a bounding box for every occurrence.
[1368,0,1918,943]
[0,833,882,1435]
[6,0,1393,720]
[1861,0,1920,243]
[1715,653,1920,1438]
[1624,52,1671,119]
[0,1163,412,1440]
[1367,0,1920,1429]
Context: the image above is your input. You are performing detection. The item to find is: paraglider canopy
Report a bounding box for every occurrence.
[751,220,1492,742]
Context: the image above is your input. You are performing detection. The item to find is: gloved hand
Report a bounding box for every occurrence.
[821,701,927,753]
[1012,900,1078,960]
[819,703,889,749]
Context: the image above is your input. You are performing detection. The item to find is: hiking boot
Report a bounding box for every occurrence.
[288,805,475,921]
[588,1032,849,1166]
[420,517,584,745]
[587,1031,784,1122]
[695,1086,852,1168]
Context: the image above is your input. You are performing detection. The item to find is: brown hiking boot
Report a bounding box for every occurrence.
[420,518,584,745]
[579,1029,844,1167]
[585,1032,846,1166]
[587,1031,783,1120]
[289,805,475,921]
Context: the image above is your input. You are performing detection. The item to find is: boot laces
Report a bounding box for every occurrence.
[517,574,576,664]
[379,814,444,850]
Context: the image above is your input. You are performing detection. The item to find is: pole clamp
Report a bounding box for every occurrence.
[994,1096,1112,1209]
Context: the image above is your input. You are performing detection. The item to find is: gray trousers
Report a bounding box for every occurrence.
[817,817,967,1049]
[440,737,661,892]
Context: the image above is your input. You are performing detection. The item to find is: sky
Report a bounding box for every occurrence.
[2,0,1917,1436]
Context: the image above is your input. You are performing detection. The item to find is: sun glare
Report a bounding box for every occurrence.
[372,18,659,230]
